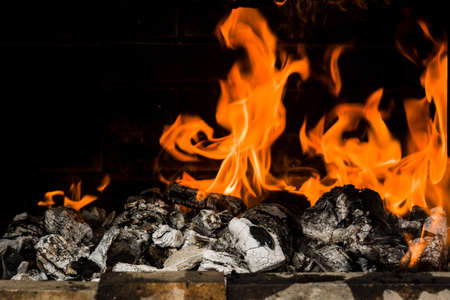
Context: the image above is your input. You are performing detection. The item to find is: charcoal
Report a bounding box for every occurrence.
[167,183,246,216]
[300,185,407,271]
[102,211,116,228]
[312,244,352,272]
[88,226,120,272]
[35,234,90,280]
[112,262,159,272]
[113,197,170,227]
[152,225,183,248]
[291,251,316,272]
[183,229,217,249]
[0,244,24,279]
[44,207,93,245]
[169,210,185,230]
[401,207,448,271]
[146,245,170,269]
[81,207,107,229]
[228,217,285,272]
[192,210,232,237]
[3,213,45,241]
[163,245,206,271]
[242,201,303,262]
[106,226,151,266]
[210,229,234,253]
[16,261,29,274]
[11,269,48,281]
[65,257,100,280]
[198,249,249,275]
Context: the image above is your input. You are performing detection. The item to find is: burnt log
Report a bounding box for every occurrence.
[166,183,246,216]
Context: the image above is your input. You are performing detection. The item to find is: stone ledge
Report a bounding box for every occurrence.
[1,272,450,300]
[0,280,98,300]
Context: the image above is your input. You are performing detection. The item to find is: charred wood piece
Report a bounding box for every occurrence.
[44,208,92,245]
[152,225,183,248]
[166,183,246,216]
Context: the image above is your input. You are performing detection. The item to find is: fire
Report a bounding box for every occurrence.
[299,23,447,216]
[160,8,309,206]
[38,174,110,211]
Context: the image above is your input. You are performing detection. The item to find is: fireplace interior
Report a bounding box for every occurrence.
[0,0,449,299]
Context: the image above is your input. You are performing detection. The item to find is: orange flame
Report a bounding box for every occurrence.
[160,8,309,206]
[299,23,447,216]
[38,174,110,211]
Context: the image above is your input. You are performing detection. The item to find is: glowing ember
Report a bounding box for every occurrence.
[38,174,110,211]
[160,8,309,206]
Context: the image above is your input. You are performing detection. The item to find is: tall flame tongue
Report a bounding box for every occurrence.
[300,23,447,215]
[160,8,309,206]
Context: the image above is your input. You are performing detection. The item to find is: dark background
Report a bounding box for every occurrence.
[0,0,446,232]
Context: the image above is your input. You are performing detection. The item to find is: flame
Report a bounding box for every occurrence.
[38,175,110,211]
[160,8,309,206]
[299,23,447,216]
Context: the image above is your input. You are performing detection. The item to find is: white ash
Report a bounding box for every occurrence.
[44,208,93,245]
[228,218,285,272]
[198,249,249,275]
[152,225,183,248]
[16,261,29,274]
[182,229,217,249]
[35,234,90,280]
[11,269,48,281]
[88,226,120,272]
[112,262,159,272]
[163,245,206,271]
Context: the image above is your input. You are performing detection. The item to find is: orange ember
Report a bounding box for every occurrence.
[160,8,309,206]
[38,174,110,211]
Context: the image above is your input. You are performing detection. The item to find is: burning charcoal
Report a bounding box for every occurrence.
[228,217,285,272]
[44,207,93,245]
[313,244,352,272]
[11,269,48,281]
[167,183,246,216]
[107,226,151,266]
[300,185,407,271]
[401,207,448,271]
[198,250,249,275]
[192,210,232,237]
[81,207,107,229]
[112,262,158,272]
[152,225,183,248]
[35,234,90,280]
[183,229,217,249]
[163,246,206,271]
[87,226,120,272]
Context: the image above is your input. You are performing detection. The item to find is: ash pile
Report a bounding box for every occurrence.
[1,184,448,281]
